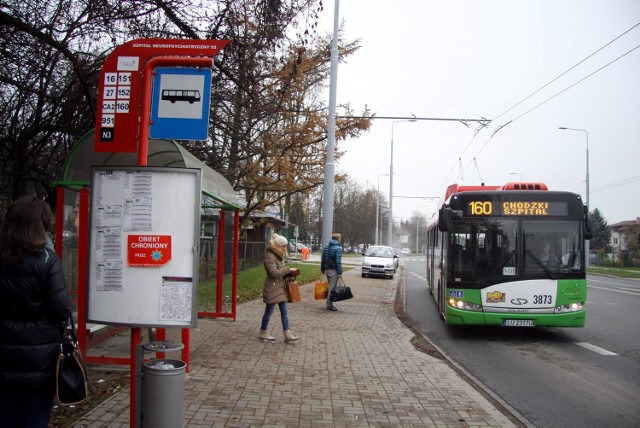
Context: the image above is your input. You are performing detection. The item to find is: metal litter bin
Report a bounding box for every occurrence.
[139,341,186,428]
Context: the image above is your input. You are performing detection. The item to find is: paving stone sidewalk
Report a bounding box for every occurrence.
[73,263,517,427]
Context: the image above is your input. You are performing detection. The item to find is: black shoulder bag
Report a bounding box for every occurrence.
[56,315,89,405]
[330,276,354,302]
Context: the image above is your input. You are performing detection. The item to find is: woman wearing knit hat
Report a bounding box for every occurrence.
[259,233,300,343]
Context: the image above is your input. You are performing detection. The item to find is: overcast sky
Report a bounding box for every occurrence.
[318,0,640,225]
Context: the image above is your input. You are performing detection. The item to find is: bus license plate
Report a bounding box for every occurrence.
[504,319,535,327]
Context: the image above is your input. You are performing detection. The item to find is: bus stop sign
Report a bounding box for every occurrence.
[94,39,228,153]
[150,67,212,140]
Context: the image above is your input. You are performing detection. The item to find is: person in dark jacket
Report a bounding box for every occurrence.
[0,195,72,427]
[320,232,342,311]
[259,233,300,343]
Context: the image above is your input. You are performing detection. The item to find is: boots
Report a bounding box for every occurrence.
[259,329,275,341]
[284,330,299,343]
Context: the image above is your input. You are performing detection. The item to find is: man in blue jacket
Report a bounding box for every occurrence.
[321,232,342,311]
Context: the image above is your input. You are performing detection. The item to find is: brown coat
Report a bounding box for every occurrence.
[262,244,291,304]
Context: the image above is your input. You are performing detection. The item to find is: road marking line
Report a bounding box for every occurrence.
[589,279,639,287]
[588,285,640,295]
[575,342,618,356]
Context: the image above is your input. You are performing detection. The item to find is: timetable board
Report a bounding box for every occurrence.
[86,166,201,327]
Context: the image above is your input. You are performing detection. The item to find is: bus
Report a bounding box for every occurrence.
[161,89,201,104]
[425,182,591,327]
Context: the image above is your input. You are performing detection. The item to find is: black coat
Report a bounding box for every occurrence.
[0,247,72,391]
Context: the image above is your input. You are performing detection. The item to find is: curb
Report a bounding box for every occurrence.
[394,262,533,428]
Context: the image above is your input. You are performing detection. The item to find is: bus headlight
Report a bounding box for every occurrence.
[554,302,585,313]
[448,298,482,311]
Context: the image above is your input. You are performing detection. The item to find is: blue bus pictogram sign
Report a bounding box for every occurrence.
[150,67,212,140]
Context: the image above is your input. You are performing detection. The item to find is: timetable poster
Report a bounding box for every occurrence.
[159,277,193,322]
[93,170,154,290]
[87,166,201,328]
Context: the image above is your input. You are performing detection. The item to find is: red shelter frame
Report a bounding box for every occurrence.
[55,38,236,426]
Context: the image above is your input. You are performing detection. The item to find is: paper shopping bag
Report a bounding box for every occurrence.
[287,279,301,303]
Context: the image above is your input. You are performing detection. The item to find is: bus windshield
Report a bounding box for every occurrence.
[523,220,582,274]
[449,218,582,286]
[450,219,517,284]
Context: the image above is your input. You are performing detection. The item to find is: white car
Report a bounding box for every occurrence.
[362,245,398,279]
[401,248,411,256]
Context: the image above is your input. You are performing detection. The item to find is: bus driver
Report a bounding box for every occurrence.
[540,241,561,267]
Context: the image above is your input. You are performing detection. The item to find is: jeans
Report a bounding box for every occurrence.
[0,386,54,428]
[325,268,339,307]
[261,301,289,331]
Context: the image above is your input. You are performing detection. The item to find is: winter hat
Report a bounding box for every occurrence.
[273,234,288,247]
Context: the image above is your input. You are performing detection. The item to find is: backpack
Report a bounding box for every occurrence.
[326,245,337,268]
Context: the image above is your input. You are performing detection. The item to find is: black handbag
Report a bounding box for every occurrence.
[56,316,89,406]
[330,277,354,302]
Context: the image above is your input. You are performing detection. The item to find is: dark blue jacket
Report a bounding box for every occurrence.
[0,247,72,392]
[321,239,343,275]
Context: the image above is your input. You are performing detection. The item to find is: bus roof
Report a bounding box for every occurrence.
[443,182,548,203]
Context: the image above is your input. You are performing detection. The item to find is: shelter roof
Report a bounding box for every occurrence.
[59,130,244,210]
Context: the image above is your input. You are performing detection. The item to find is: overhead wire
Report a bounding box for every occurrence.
[347,22,640,199]
[590,175,640,193]
[339,61,417,117]
[457,27,640,179]
[503,42,640,125]
[339,61,491,196]
[465,40,640,168]
[343,61,486,118]
[492,22,640,122]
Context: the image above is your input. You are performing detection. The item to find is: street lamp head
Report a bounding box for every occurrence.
[559,126,587,135]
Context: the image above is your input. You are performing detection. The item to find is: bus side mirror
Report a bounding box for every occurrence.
[584,206,593,240]
[438,206,462,232]
[438,206,449,232]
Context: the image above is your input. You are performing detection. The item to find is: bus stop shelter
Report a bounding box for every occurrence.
[53,130,244,367]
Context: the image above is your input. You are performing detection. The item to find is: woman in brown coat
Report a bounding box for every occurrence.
[259,233,300,343]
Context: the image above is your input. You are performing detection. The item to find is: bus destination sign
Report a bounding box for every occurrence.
[467,201,568,217]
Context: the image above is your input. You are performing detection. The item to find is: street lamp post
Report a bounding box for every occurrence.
[376,173,389,245]
[416,215,420,254]
[320,0,340,248]
[510,172,523,182]
[389,119,416,248]
[415,202,433,254]
[559,126,590,265]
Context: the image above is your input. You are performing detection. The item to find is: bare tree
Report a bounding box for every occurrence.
[1,0,374,226]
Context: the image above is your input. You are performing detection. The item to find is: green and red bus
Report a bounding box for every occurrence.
[425,182,591,327]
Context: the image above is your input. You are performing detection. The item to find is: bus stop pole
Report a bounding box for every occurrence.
[131,55,213,427]
[137,56,214,166]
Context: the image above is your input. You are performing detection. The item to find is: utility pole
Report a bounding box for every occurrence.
[321,0,340,248]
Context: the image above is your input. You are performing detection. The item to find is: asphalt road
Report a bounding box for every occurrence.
[402,256,640,427]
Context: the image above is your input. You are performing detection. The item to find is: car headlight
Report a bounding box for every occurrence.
[363,261,371,267]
